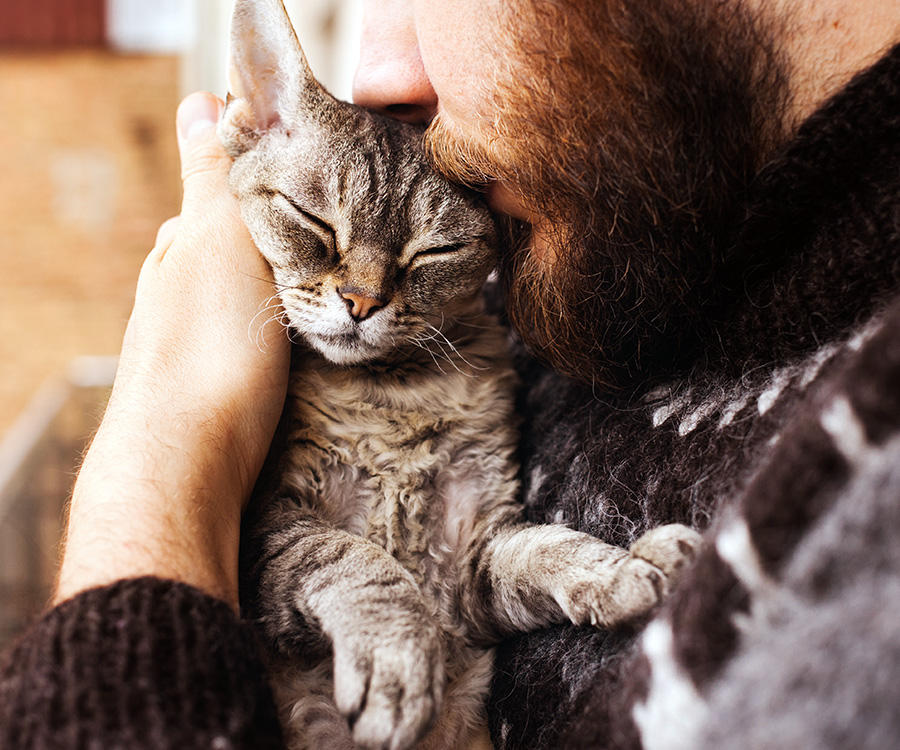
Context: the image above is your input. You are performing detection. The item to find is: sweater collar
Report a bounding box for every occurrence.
[710,42,900,368]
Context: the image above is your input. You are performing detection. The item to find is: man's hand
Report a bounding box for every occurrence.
[54,92,291,609]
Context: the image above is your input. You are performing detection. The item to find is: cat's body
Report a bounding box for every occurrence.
[246,328,518,750]
[220,2,701,748]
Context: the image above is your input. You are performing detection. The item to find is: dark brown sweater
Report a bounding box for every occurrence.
[0,577,282,749]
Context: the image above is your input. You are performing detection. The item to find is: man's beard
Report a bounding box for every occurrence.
[425,0,791,388]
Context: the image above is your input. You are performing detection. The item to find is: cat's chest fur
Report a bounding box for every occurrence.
[276,317,520,584]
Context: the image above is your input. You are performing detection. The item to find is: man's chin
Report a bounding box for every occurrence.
[487,0,790,387]
[500,226,703,389]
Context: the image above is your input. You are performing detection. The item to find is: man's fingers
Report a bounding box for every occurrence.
[169,92,251,260]
[176,92,232,202]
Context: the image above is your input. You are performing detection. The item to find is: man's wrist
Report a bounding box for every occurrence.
[55,420,244,609]
[55,492,242,608]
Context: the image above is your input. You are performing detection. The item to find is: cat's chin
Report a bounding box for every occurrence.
[307,335,389,367]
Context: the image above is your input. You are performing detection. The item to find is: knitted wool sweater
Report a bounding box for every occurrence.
[2,44,900,750]
[490,42,900,750]
[0,578,283,749]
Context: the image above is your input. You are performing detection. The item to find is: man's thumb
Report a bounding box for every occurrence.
[176,92,230,187]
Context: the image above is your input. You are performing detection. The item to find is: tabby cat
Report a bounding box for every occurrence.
[219,1,701,748]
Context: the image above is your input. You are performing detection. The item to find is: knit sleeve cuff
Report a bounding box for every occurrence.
[1,576,282,749]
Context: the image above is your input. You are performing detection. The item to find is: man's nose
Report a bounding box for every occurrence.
[352,0,438,124]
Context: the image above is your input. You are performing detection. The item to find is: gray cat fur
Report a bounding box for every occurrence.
[219,1,701,750]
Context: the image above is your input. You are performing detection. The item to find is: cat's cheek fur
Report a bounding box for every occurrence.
[404,263,492,314]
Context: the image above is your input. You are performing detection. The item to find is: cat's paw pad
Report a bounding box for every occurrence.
[333,628,445,750]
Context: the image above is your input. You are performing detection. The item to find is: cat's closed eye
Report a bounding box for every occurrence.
[274,192,337,254]
[409,244,463,265]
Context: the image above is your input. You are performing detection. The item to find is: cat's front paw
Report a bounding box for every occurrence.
[332,622,445,750]
[627,522,702,583]
[561,523,701,629]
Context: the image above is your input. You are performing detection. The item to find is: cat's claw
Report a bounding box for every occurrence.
[333,628,445,750]
[559,523,702,629]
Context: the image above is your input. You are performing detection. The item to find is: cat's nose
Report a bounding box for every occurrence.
[339,288,385,321]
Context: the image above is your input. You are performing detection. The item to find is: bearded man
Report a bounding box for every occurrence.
[352,0,900,747]
[3,1,900,749]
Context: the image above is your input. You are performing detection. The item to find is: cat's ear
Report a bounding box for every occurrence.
[220,0,327,156]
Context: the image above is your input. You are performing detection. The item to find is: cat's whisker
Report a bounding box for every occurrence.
[254,321,270,352]
[249,298,283,329]
[249,297,288,352]
[411,330,438,345]
[419,332,469,377]
[261,301,303,346]
[409,335,451,375]
[411,331,453,363]
[424,314,466,350]
[424,323,489,373]
[258,296,297,338]
[258,309,291,351]
[411,328,473,374]
[237,270,297,296]
[445,315,497,332]
[425,344,449,375]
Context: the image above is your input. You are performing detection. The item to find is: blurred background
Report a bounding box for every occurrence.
[0,0,361,648]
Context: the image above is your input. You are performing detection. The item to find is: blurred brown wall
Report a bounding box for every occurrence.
[0,50,182,438]
[0,0,105,47]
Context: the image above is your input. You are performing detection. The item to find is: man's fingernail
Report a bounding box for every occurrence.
[177,93,221,143]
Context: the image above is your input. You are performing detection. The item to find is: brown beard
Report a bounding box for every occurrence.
[424,0,791,388]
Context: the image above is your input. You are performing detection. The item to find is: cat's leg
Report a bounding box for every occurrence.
[415,649,494,750]
[457,507,701,642]
[242,499,445,750]
[267,662,357,750]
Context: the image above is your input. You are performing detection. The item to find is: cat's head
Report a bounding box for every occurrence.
[219,0,497,366]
